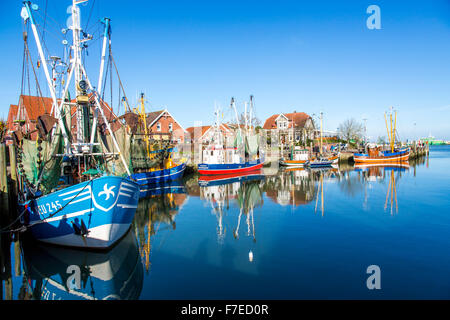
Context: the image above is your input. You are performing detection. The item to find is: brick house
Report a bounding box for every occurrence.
[263,111,315,145]
[144,109,186,144]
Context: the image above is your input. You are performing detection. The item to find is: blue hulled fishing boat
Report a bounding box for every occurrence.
[15,1,139,249]
[122,93,186,188]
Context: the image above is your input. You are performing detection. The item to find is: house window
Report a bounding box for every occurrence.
[157,122,161,132]
[169,123,173,132]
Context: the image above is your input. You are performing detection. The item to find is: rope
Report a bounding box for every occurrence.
[84,0,96,32]
[0,179,94,235]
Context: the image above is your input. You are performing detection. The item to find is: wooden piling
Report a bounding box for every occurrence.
[8,145,17,198]
[0,144,8,195]
[0,144,9,223]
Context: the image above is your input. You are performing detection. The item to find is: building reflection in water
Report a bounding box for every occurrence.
[263,167,316,209]
[20,229,144,300]
[133,181,188,272]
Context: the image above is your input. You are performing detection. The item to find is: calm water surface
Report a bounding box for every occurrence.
[1,146,449,299]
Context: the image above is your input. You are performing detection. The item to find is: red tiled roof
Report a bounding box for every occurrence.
[19,95,53,121]
[145,110,165,125]
[186,125,212,138]
[7,104,18,131]
[263,112,311,130]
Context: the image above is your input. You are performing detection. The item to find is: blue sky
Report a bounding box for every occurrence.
[1,0,450,140]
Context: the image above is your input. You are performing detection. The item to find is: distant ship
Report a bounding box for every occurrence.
[421,135,447,145]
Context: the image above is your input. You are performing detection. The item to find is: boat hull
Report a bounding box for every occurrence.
[329,155,339,164]
[22,176,140,249]
[353,148,410,163]
[131,162,186,187]
[198,159,263,175]
[198,169,264,187]
[279,159,309,167]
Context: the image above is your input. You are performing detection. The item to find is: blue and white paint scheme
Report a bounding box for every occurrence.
[21,175,140,249]
[131,161,186,188]
[308,159,333,168]
[22,229,144,300]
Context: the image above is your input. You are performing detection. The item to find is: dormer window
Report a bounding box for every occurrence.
[278,120,288,129]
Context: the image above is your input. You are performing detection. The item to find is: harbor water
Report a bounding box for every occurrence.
[1,146,449,299]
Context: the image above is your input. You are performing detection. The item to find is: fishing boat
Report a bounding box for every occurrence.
[130,149,186,187]
[120,93,186,187]
[198,169,264,187]
[15,1,139,249]
[198,96,264,175]
[353,108,410,163]
[279,147,309,167]
[308,158,334,168]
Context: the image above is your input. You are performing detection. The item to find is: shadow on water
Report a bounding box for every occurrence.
[20,229,144,300]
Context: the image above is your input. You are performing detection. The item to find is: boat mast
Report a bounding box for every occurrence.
[22,1,70,148]
[244,101,248,132]
[71,0,85,149]
[140,93,151,157]
[231,97,242,141]
[320,112,323,156]
[70,0,131,175]
[384,107,396,153]
[249,95,253,134]
[89,17,110,147]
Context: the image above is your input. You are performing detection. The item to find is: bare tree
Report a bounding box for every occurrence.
[238,112,261,127]
[337,118,364,145]
[377,136,387,145]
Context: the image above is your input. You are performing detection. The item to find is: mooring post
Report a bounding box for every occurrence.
[8,145,17,198]
[0,144,9,222]
[14,240,21,277]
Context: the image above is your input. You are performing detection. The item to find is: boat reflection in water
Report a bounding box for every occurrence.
[21,230,144,300]
[133,181,187,272]
[198,170,264,253]
[354,162,410,214]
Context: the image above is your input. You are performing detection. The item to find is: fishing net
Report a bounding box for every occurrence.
[246,134,260,156]
[97,125,132,176]
[20,126,64,195]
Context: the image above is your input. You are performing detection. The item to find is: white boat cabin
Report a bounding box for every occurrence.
[202,145,242,165]
[291,147,309,161]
